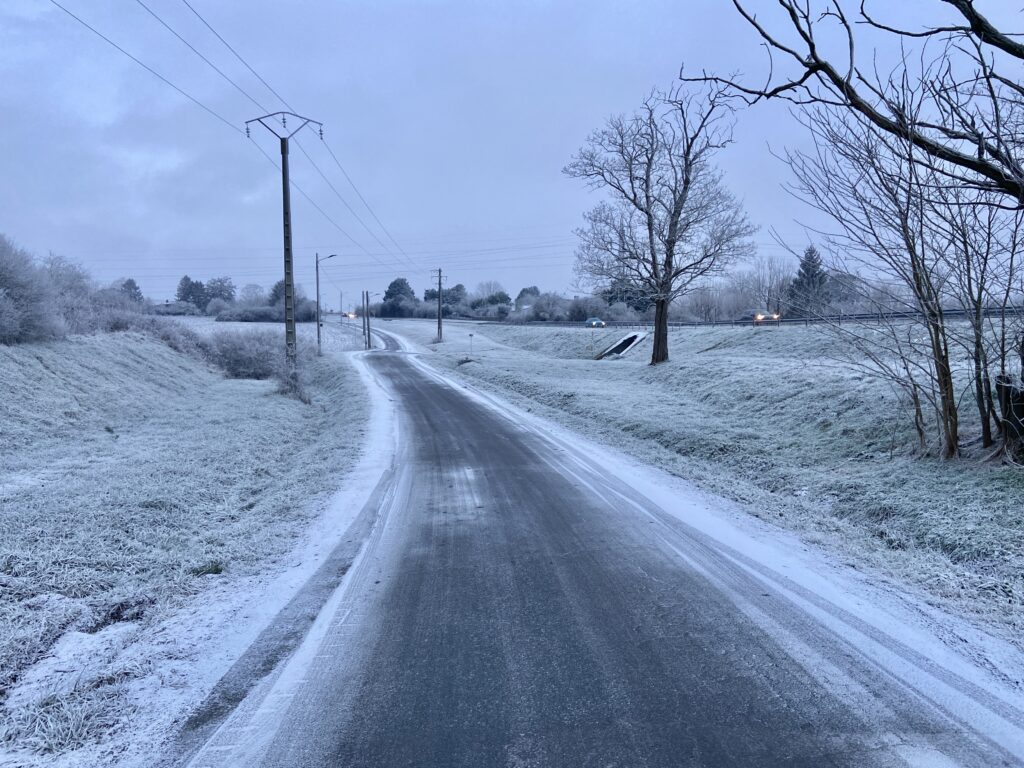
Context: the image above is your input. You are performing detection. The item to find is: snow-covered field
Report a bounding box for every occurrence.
[0,322,375,766]
[381,318,1024,638]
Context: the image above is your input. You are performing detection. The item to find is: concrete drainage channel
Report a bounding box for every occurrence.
[595,332,648,360]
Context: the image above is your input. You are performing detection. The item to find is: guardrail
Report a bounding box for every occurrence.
[503,305,1024,330]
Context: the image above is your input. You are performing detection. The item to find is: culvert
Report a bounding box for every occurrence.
[595,332,648,360]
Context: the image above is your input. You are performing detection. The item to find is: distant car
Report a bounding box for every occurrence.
[584,317,606,328]
[737,310,781,323]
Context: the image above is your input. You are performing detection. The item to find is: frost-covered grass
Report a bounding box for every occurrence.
[385,318,1024,636]
[0,326,367,756]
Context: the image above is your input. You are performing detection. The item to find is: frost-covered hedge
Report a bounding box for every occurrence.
[202,329,284,380]
[216,305,282,323]
[215,299,317,323]
[0,236,153,345]
[0,236,65,344]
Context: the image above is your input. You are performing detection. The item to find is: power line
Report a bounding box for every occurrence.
[47,0,332,227]
[136,0,397,268]
[320,138,412,260]
[171,0,414,263]
[163,1,410,271]
[54,231,578,258]
[293,138,412,266]
[47,0,431,297]
[178,0,296,113]
[132,0,270,113]
[47,0,241,135]
[247,137,393,267]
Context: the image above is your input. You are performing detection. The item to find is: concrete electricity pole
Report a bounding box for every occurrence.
[435,268,443,342]
[363,290,372,350]
[315,252,336,356]
[246,111,323,374]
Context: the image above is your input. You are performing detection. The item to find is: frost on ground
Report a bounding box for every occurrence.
[0,323,369,766]
[383,319,1024,639]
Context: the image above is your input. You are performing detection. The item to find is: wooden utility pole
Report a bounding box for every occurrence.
[246,111,323,375]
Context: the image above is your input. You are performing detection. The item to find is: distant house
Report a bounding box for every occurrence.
[151,300,200,316]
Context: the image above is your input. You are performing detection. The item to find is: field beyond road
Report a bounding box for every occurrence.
[383,318,1024,639]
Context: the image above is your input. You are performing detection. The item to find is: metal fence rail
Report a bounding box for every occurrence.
[498,305,1024,330]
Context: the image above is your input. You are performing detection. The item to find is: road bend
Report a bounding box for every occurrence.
[187,337,1024,768]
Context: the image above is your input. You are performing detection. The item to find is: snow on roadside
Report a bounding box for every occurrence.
[0,324,387,767]
[379,318,1024,644]
[396,336,1024,757]
[406,347,1024,691]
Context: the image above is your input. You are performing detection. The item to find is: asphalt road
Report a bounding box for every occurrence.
[187,339,1023,768]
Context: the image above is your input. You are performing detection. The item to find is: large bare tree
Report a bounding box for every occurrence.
[564,85,754,364]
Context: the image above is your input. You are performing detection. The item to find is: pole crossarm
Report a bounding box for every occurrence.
[246,111,324,140]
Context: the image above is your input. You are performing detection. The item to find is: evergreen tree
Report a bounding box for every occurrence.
[514,286,540,310]
[786,246,830,316]
[175,275,195,304]
[175,275,208,309]
[119,278,143,303]
[383,277,415,302]
[599,276,652,313]
[381,277,418,317]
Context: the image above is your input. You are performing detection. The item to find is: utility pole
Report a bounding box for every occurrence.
[339,290,343,325]
[246,111,323,375]
[361,291,366,348]
[315,253,336,356]
[366,291,372,349]
[435,268,443,342]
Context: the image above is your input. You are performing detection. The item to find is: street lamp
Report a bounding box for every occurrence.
[315,252,336,356]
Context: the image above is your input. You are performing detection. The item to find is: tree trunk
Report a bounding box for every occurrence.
[927,321,959,458]
[651,298,669,365]
[996,374,1024,458]
[973,334,994,448]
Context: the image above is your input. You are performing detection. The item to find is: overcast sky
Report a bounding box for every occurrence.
[0,0,966,307]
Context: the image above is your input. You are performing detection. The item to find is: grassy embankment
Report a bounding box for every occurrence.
[0,324,367,755]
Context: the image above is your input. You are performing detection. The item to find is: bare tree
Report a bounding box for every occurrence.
[747,255,795,314]
[685,284,723,323]
[688,1,1024,202]
[692,0,1024,460]
[786,102,961,457]
[926,184,1023,449]
[475,281,506,299]
[564,84,755,364]
[239,283,267,305]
